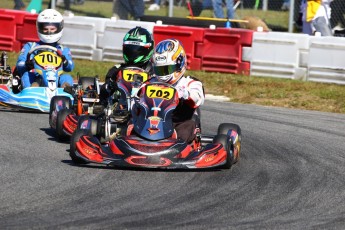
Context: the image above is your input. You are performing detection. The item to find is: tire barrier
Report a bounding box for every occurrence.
[0,9,29,52]
[195,28,253,74]
[16,13,39,48]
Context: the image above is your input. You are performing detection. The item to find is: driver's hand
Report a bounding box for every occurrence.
[57,49,68,67]
[176,85,189,99]
[25,58,34,70]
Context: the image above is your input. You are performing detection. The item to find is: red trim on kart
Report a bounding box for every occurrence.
[76,136,104,162]
[0,85,10,92]
[195,145,227,168]
[125,155,172,167]
[62,114,77,135]
[109,141,124,155]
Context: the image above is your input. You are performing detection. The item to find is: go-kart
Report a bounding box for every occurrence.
[0,46,73,113]
[70,81,242,169]
[50,67,148,141]
[49,75,103,141]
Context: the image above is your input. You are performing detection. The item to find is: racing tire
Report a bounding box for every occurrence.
[217,123,241,137]
[213,134,233,169]
[217,123,242,168]
[77,115,99,136]
[70,129,90,164]
[78,77,96,91]
[56,108,74,141]
[49,96,72,128]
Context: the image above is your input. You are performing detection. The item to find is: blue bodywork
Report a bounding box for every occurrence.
[0,84,73,113]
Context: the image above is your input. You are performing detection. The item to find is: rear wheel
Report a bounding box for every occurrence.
[49,96,72,128]
[56,109,74,141]
[70,129,90,164]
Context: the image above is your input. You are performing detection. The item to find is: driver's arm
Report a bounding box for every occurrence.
[16,43,33,75]
[59,47,74,72]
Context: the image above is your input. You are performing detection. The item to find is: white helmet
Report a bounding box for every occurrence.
[36,9,64,44]
[152,39,187,85]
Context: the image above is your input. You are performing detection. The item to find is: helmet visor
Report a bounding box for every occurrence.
[38,22,63,35]
[123,41,152,63]
[153,65,177,76]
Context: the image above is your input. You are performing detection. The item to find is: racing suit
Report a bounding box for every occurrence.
[137,75,205,143]
[16,41,74,89]
[99,61,153,106]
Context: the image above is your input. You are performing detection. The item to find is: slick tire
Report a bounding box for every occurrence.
[77,115,99,136]
[217,123,241,137]
[56,109,74,141]
[217,123,242,167]
[49,96,72,128]
[70,129,90,164]
[213,134,232,169]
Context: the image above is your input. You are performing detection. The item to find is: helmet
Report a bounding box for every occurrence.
[152,39,187,84]
[36,9,64,44]
[123,27,154,65]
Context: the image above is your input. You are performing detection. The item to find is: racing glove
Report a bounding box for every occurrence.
[105,66,119,80]
[25,57,34,70]
[176,86,189,100]
[106,78,118,93]
[57,49,68,68]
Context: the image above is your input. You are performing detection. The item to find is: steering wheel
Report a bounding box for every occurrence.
[28,45,58,55]
[27,45,61,63]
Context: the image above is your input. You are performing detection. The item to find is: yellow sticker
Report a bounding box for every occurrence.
[123,69,148,83]
[146,85,175,100]
[34,51,62,68]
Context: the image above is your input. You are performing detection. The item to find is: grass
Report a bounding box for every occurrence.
[2,1,344,114]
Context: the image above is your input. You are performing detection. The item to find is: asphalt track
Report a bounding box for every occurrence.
[1,100,345,229]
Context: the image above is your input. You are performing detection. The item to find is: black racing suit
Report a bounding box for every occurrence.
[99,62,153,106]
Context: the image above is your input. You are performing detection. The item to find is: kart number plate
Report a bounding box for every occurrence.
[146,85,174,100]
[34,51,62,68]
[123,69,148,83]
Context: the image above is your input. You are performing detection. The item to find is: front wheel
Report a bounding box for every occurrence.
[70,129,90,164]
[77,115,99,136]
[215,123,242,168]
[56,109,74,141]
[213,134,232,169]
[49,96,72,128]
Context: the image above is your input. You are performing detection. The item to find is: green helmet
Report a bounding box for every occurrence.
[123,27,154,65]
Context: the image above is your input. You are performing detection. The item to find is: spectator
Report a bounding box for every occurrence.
[14,0,25,10]
[330,0,345,30]
[148,0,160,11]
[304,0,333,36]
[281,0,290,11]
[212,0,234,19]
[113,0,144,20]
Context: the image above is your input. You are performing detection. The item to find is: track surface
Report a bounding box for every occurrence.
[1,101,345,229]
